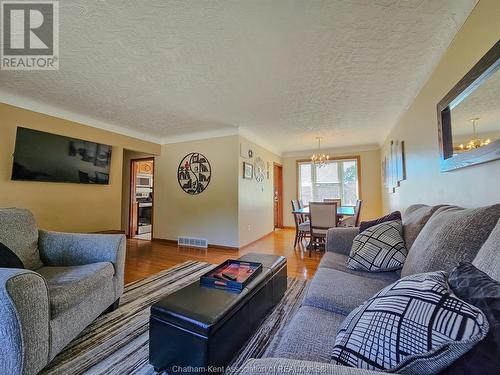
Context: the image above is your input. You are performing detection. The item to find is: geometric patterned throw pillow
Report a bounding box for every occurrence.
[331,271,489,375]
[347,220,407,272]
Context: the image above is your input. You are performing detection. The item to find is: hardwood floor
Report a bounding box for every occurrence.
[125,228,322,283]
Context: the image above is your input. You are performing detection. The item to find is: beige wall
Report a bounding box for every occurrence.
[153,136,240,248]
[238,137,281,247]
[282,148,382,227]
[381,0,500,214]
[0,102,160,232]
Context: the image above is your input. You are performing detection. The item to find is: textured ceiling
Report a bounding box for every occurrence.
[0,0,477,153]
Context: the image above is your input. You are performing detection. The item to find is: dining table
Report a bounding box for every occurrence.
[291,205,355,250]
[292,206,355,217]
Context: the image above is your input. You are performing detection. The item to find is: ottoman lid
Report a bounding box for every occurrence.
[151,268,272,336]
[238,253,286,271]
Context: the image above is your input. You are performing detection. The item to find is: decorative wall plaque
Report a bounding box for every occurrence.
[177,152,211,195]
[254,157,265,182]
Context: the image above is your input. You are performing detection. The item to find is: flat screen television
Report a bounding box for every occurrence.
[11,127,112,184]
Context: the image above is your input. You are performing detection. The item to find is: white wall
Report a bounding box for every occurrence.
[382,0,500,214]
[282,147,383,227]
[238,136,281,247]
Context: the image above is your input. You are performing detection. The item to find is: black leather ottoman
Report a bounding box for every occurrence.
[149,253,287,374]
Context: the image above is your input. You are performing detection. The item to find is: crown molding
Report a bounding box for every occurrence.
[161,127,283,157]
[160,127,239,144]
[0,91,281,155]
[238,128,282,157]
[282,143,380,158]
[1,90,372,157]
[0,90,162,144]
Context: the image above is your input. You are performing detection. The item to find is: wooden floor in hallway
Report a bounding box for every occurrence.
[125,228,322,283]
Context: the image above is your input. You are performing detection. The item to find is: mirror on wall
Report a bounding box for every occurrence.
[437,40,500,172]
[451,68,500,154]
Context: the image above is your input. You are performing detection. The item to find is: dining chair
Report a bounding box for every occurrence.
[297,199,308,223]
[339,199,363,227]
[323,198,342,207]
[291,200,310,248]
[309,201,337,256]
[354,199,363,226]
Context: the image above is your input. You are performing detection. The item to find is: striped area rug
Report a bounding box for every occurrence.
[42,261,308,375]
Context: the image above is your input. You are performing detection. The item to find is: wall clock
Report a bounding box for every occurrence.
[254,157,265,182]
[177,152,211,195]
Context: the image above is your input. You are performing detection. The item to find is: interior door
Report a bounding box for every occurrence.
[273,163,283,228]
[129,157,155,239]
[129,160,139,237]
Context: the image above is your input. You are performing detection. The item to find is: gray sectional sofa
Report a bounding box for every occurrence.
[239,204,500,375]
[0,208,126,375]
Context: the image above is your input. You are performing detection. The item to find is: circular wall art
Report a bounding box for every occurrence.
[177,152,211,195]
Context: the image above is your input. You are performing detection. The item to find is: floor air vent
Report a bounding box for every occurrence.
[177,236,208,249]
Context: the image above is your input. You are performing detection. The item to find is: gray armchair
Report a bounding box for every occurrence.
[0,208,125,375]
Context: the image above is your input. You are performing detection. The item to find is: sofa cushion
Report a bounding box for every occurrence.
[401,204,500,277]
[441,262,500,375]
[402,204,446,250]
[0,241,24,269]
[0,208,43,270]
[331,271,489,374]
[272,305,345,363]
[359,211,401,233]
[319,252,400,283]
[473,219,500,282]
[303,268,392,315]
[38,262,114,317]
[347,220,407,272]
[325,227,360,256]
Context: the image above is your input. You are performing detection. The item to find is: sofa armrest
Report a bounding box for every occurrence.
[0,268,50,375]
[38,231,126,295]
[237,358,383,375]
[325,227,359,255]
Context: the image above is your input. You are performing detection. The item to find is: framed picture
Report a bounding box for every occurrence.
[390,140,398,189]
[382,145,395,193]
[383,140,406,193]
[396,140,406,182]
[243,162,253,179]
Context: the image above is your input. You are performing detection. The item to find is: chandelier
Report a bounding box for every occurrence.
[457,118,491,152]
[311,137,329,167]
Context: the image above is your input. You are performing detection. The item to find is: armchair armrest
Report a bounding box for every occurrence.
[38,231,126,295]
[0,268,50,375]
[39,230,125,269]
[325,227,359,256]
[237,358,383,375]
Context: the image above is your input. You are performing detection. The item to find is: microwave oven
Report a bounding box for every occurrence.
[136,173,153,188]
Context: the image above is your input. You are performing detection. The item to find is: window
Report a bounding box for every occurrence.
[297,158,360,206]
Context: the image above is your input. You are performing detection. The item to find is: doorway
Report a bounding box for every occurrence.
[273,163,283,228]
[129,158,154,240]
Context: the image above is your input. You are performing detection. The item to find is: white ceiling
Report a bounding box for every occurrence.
[0,0,477,154]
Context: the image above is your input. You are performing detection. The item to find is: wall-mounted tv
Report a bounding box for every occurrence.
[11,127,112,184]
